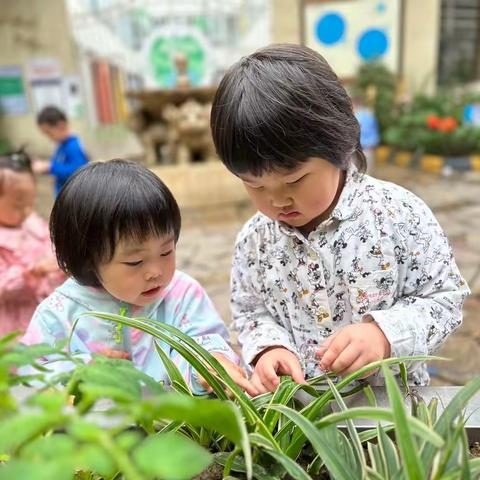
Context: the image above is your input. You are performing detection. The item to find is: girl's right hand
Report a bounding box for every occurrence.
[251,346,306,394]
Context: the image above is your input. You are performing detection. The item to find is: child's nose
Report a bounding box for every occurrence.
[145,265,163,281]
[271,193,293,208]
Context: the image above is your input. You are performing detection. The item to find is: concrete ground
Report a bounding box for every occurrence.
[35,162,480,386]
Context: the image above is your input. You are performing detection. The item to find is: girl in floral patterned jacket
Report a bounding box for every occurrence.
[22,160,256,395]
[210,44,470,394]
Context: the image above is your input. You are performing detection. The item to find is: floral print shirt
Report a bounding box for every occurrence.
[231,166,470,385]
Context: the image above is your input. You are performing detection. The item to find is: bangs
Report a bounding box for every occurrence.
[102,169,181,262]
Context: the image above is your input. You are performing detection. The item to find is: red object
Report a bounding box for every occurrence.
[92,61,116,124]
[438,116,458,133]
[426,115,441,129]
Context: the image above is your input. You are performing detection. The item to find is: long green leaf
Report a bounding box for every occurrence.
[137,394,249,455]
[153,341,191,395]
[383,366,425,480]
[368,443,386,478]
[313,407,443,447]
[377,423,400,478]
[248,433,312,480]
[262,378,318,434]
[421,376,480,470]
[286,356,443,459]
[270,404,358,480]
[327,378,366,474]
[81,312,265,479]
[80,313,229,400]
[439,458,480,480]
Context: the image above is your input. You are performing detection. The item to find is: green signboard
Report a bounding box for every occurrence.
[0,65,28,115]
[147,30,208,87]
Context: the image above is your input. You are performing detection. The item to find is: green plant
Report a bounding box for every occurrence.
[383,91,480,156]
[353,62,397,141]
[2,313,480,480]
[0,335,246,480]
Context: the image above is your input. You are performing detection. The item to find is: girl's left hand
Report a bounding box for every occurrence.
[197,352,259,397]
[316,322,391,377]
[95,347,131,360]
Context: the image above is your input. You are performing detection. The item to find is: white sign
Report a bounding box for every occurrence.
[305,0,400,78]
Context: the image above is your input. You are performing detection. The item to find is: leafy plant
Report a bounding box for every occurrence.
[383,91,480,156]
[1,313,480,480]
[353,62,398,141]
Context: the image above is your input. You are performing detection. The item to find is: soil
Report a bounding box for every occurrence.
[470,442,480,458]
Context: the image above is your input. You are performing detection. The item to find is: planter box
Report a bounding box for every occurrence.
[375,146,480,173]
[297,385,480,442]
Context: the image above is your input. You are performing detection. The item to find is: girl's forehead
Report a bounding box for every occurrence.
[239,163,311,182]
[116,233,174,253]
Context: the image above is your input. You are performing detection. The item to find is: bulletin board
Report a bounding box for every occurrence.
[304,0,401,78]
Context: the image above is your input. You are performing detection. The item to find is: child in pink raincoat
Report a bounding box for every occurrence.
[0,151,64,336]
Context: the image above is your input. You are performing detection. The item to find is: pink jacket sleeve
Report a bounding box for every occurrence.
[0,249,36,302]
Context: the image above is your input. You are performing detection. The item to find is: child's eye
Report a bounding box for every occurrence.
[123,260,142,266]
[287,174,307,185]
[161,250,173,257]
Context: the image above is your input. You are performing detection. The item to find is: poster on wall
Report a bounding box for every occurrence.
[305,0,400,78]
[142,25,213,88]
[28,58,65,113]
[0,65,29,115]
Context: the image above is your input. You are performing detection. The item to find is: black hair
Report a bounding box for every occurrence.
[210,43,366,176]
[37,106,67,126]
[50,159,181,287]
[0,149,34,195]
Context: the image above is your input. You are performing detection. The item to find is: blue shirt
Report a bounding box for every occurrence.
[49,135,89,194]
[355,108,380,149]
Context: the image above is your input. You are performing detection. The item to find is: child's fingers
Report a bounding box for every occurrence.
[250,371,270,395]
[97,348,131,360]
[258,362,280,391]
[279,357,306,385]
[319,334,351,372]
[197,375,213,393]
[231,371,259,397]
[338,357,378,378]
[329,344,361,374]
[316,331,340,358]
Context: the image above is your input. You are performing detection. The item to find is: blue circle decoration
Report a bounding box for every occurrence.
[376,2,387,13]
[357,29,388,60]
[315,13,345,45]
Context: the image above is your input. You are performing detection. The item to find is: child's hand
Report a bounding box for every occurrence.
[31,258,59,276]
[95,347,131,360]
[32,160,50,174]
[250,346,306,394]
[317,322,391,377]
[197,352,259,397]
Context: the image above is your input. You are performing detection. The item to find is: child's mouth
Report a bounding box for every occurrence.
[279,211,300,220]
[141,286,161,297]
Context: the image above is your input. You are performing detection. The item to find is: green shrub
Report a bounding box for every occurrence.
[1,315,479,480]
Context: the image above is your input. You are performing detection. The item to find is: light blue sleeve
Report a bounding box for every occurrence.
[166,277,239,395]
[21,298,92,379]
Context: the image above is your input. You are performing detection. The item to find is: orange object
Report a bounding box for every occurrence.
[438,116,458,133]
[426,115,441,129]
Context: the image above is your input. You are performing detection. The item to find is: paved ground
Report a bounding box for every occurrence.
[35,163,480,385]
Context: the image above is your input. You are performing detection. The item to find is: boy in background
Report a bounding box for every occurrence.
[33,106,89,195]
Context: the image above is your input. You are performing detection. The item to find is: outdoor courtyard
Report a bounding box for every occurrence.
[35,160,480,387]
